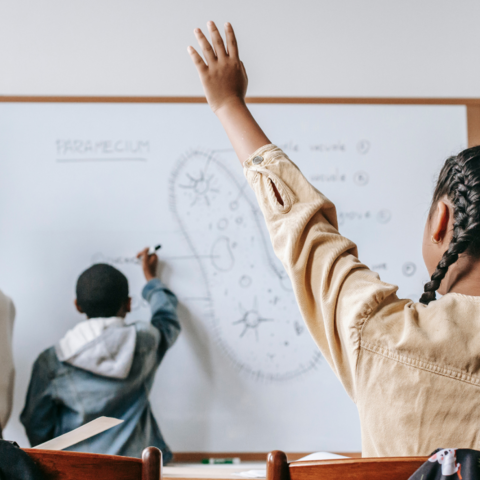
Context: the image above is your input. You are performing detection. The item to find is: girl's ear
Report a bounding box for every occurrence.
[431,200,451,244]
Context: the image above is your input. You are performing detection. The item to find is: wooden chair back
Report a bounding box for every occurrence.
[23,446,161,480]
[267,450,428,480]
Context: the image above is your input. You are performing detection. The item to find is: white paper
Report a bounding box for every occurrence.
[296,452,349,461]
[234,452,350,479]
[234,470,267,478]
[33,416,123,450]
[165,465,265,479]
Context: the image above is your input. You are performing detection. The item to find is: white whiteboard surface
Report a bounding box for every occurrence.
[0,103,467,452]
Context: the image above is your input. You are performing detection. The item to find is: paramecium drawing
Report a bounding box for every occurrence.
[170,149,322,382]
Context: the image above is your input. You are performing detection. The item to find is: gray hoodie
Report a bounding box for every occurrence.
[55,317,137,379]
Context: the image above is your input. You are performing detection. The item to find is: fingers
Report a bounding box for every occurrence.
[194,28,216,65]
[137,247,149,259]
[187,46,207,73]
[148,253,158,262]
[224,22,239,58]
[147,254,158,275]
[207,21,227,58]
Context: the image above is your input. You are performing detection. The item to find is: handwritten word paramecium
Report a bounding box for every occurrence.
[56,140,150,156]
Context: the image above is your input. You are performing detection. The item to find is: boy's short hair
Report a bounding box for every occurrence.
[76,264,129,318]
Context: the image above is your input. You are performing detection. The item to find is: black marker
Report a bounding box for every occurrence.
[148,245,162,255]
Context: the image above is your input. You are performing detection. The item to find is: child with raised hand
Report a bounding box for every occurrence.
[21,248,180,462]
[188,21,480,456]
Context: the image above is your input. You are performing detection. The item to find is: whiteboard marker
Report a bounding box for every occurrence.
[138,245,162,259]
[148,244,162,255]
[201,458,241,465]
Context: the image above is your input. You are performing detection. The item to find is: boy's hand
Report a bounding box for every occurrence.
[188,21,247,114]
[137,248,158,282]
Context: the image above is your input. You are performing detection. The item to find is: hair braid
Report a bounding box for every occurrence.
[420,147,480,305]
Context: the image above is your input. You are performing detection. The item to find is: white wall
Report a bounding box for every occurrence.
[0,0,480,98]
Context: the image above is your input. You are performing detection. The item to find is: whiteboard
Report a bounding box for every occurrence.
[0,102,467,452]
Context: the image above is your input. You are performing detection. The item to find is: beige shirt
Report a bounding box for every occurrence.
[0,289,15,430]
[244,144,480,457]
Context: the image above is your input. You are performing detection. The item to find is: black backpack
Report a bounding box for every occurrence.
[0,440,45,480]
[410,448,480,480]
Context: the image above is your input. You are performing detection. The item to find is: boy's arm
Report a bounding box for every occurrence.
[20,355,58,446]
[137,248,181,354]
[142,278,181,353]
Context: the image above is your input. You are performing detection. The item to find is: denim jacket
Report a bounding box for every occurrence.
[20,279,180,462]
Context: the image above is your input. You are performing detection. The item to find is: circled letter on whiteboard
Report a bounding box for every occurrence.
[354,171,369,186]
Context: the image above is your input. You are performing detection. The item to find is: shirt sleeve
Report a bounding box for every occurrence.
[142,278,181,357]
[243,144,402,399]
[0,294,15,429]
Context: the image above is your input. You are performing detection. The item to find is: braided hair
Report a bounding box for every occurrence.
[420,146,480,305]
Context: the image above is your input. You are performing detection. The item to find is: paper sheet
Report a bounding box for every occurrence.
[33,416,123,451]
[296,452,349,461]
[233,452,350,478]
[233,470,266,478]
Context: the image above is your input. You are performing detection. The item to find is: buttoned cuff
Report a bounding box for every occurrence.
[243,144,284,168]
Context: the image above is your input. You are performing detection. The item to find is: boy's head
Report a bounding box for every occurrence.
[75,263,131,318]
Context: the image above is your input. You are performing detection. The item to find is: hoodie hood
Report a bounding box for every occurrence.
[55,317,137,379]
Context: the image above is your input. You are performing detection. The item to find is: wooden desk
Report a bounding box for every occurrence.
[164,453,362,480]
[172,453,362,462]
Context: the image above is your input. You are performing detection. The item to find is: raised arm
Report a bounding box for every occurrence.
[187,24,405,400]
[138,248,181,356]
[188,21,269,164]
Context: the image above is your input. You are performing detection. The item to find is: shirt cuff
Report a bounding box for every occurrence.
[243,144,283,169]
[243,144,296,214]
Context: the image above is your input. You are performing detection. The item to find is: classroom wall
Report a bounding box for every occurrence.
[0,0,480,98]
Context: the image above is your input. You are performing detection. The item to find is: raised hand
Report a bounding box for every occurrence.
[137,248,158,282]
[188,21,270,164]
[188,21,247,114]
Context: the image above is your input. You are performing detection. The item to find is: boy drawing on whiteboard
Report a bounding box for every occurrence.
[20,248,180,463]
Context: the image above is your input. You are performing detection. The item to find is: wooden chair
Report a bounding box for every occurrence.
[23,446,161,480]
[267,450,429,480]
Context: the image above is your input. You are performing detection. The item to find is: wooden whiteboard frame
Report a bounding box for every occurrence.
[0,96,479,148]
